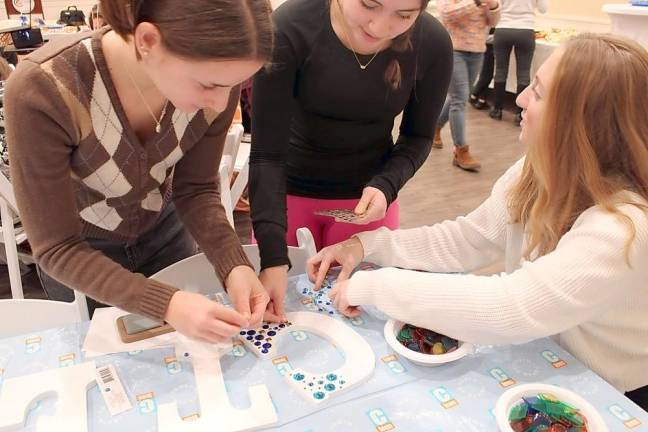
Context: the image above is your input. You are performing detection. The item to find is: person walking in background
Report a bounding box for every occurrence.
[433,0,500,171]
[489,0,548,125]
[469,27,495,110]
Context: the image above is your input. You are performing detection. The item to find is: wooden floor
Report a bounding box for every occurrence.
[0,106,526,299]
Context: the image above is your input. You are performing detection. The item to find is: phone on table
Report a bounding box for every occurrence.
[116,313,174,343]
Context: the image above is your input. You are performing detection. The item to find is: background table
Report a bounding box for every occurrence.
[1,274,647,431]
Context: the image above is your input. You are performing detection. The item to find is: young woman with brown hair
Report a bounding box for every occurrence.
[250,0,453,321]
[5,0,274,342]
[308,33,648,408]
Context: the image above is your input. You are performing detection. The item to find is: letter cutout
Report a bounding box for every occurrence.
[239,311,375,404]
[157,336,278,432]
[0,361,97,432]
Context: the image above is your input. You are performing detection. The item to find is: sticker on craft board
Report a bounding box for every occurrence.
[156,335,278,432]
[0,361,97,432]
[238,311,376,404]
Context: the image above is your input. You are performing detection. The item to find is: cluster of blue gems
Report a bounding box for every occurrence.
[301,284,336,315]
[239,322,292,354]
[292,371,346,400]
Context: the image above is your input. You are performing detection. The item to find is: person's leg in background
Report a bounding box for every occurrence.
[322,200,400,247]
[448,51,484,171]
[433,90,450,150]
[432,50,457,150]
[490,28,515,121]
[470,30,495,110]
[512,29,536,126]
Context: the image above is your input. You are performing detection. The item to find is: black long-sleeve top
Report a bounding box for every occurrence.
[250,0,453,270]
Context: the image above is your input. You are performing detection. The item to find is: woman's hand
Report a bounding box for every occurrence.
[307,237,364,290]
[328,279,362,318]
[225,265,272,327]
[345,187,387,225]
[164,290,250,343]
[259,265,289,322]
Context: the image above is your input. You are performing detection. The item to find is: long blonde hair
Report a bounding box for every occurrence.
[509,33,648,263]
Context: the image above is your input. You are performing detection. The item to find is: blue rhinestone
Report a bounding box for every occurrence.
[255,335,264,340]
[313,392,325,400]
[293,373,305,381]
[239,331,246,335]
[261,349,268,354]
[267,331,276,336]
[324,383,336,391]
[279,324,285,328]
[329,311,334,314]
[326,374,337,381]
[246,336,253,340]
[262,343,272,349]
[254,341,261,346]
[246,330,256,336]
[302,289,308,294]
[262,324,269,329]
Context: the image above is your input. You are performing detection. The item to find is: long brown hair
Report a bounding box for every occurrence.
[101,0,273,61]
[509,33,648,263]
[385,0,430,89]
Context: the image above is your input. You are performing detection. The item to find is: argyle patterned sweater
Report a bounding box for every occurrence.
[4,29,251,321]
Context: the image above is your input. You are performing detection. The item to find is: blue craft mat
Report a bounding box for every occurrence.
[1,273,646,431]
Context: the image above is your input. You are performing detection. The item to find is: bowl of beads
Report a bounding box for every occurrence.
[495,383,607,432]
[383,320,473,366]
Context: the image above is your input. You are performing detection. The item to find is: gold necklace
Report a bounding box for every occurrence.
[335,0,380,70]
[125,69,169,133]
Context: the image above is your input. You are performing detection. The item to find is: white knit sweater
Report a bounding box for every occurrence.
[350,159,648,392]
[497,0,549,30]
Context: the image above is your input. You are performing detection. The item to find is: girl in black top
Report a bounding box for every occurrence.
[251,0,452,319]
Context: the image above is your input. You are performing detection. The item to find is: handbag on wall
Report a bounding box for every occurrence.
[58,6,86,26]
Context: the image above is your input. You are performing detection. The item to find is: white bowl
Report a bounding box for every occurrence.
[494,383,608,432]
[383,319,473,367]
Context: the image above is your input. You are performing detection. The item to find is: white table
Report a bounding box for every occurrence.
[603,3,648,49]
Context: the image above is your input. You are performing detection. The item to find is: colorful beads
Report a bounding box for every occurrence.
[509,393,589,432]
[396,324,459,355]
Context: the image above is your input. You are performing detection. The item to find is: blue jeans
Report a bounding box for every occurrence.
[437,51,484,148]
[37,203,198,317]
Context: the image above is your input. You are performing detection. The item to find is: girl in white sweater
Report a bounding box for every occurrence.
[307,33,648,409]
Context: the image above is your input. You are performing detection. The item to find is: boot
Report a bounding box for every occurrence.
[432,127,443,149]
[514,84,526,126]
[453,145,481,171]
[490,82,506,120]
[489,107,502,120]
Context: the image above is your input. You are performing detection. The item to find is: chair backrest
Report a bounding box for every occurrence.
[223,124,244,178]
[150,227,317,294]
[0,291,89,338]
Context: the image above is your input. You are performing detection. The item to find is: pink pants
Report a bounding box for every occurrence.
[283,195,400,250]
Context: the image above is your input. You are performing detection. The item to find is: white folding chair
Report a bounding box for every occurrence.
[0,291,89,338]
[0,171,32,299]
[218,124,250,228]
[150,227,317,294]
